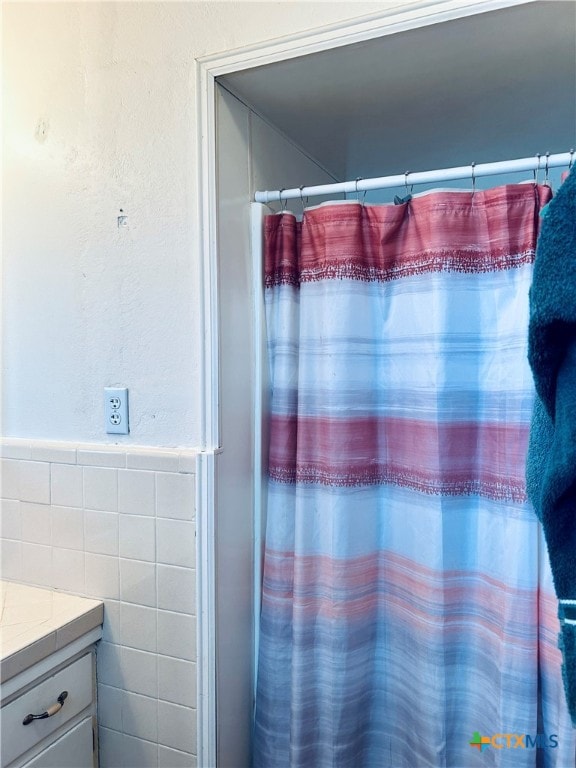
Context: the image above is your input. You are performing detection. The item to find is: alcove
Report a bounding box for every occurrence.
[210,3,575,764]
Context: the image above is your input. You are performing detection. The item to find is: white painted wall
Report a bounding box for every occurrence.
[2,0,387,448]
[215,85,337,767]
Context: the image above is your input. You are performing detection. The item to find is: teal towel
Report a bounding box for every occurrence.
[527,169,576,726]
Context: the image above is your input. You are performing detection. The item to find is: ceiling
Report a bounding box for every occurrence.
[220,1,576,183]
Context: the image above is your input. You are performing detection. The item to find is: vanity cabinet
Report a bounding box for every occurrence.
[23,718,94,768]
[2,651,96,768]
[0,582,103,768]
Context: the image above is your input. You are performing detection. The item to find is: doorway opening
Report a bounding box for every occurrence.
[198,2,576,765]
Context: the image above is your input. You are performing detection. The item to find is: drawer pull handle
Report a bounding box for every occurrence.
[22,691,68,725]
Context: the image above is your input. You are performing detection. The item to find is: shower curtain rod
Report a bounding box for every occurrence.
[254,151,574,205]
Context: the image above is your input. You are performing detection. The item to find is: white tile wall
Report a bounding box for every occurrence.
[22,542,52,583]
[121,602,158,653]
[118,470,156,516]
[86,553,120,600]
[1,458,21,498]
[20,460,51,503]
[52,546,86,592]
[1,539,22,580]
[157,519,195,568]
[157,565,195,614]
[119,515,156,562]
[21,502,51,544]
[51,463,83,507]
[98,728,124,767]
[0,440,198,767]
[156,473,196,521]
[120,559,157,607]
[0,499,21,539]
[158,700,197,755]
[85,510,119,556]
[84,467,118,512]
[157,611,196,661]
[158,744,197,768]
[51,505,84,549]
[158,656,196,707]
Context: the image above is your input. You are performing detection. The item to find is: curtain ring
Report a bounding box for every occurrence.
[355,177,366,207]
[534,153,541,185]
[278,188,288,213]
[544,151,550,186]
[404,171,413,196]
[471,162,476,193]
[299,185,307,216]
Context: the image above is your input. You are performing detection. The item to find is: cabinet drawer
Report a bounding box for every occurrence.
[22,717,94,768]
[1,653,93,767]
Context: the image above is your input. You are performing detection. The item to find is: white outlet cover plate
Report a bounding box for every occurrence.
[104,387,129,434]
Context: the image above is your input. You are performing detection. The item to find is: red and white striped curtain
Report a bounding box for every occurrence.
[253,186,576,768]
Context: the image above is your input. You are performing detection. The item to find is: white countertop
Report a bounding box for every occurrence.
[0,581,103,683]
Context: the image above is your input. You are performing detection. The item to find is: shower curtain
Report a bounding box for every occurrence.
[253,184,576,768]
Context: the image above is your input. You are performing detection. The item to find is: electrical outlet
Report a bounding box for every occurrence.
[105,387,129,434]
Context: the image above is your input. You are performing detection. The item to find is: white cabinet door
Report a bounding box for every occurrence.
[1,653,93,767]
[22,717,93,768]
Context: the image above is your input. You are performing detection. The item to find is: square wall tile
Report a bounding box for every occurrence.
[98,726,123,768]
[156,473,195,520]
[21,542,52,585]
[119,515,156,562]
[97,641,123,687]
[158,656,196,708]
[156,519,195,568]
[0,539,22,581]
[121,734,159,768]
[19,461,51,504]
[122,691,158,743]
[158,701,196,755]
[84,467,118,512]
[102,599,121,644]
[51,463,83,507]
[121,603,157,653]
[120,559,156,607]
[159,745,197,768]
[1,499,21,540]
[84,510,119,556]
[157,611,196,661]
[98,684,123,731]
[178,453,196,475]
[121,647,158,698]
[85,553,120,600]
[51,506,84,550]
[1,459,21,499]
[157,565,195,615]
[52,547,86,593]
[118,470,155,517]
[21,502,51,545]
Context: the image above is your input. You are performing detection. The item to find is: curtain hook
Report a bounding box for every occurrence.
[471,162,476,193]
[404,171,413,196]
[569,148,575,171]
[544,151,550,186]
[534,153,541,185]
[355,177,366,207]
[278,188,288,213]
[299,185,307,216]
